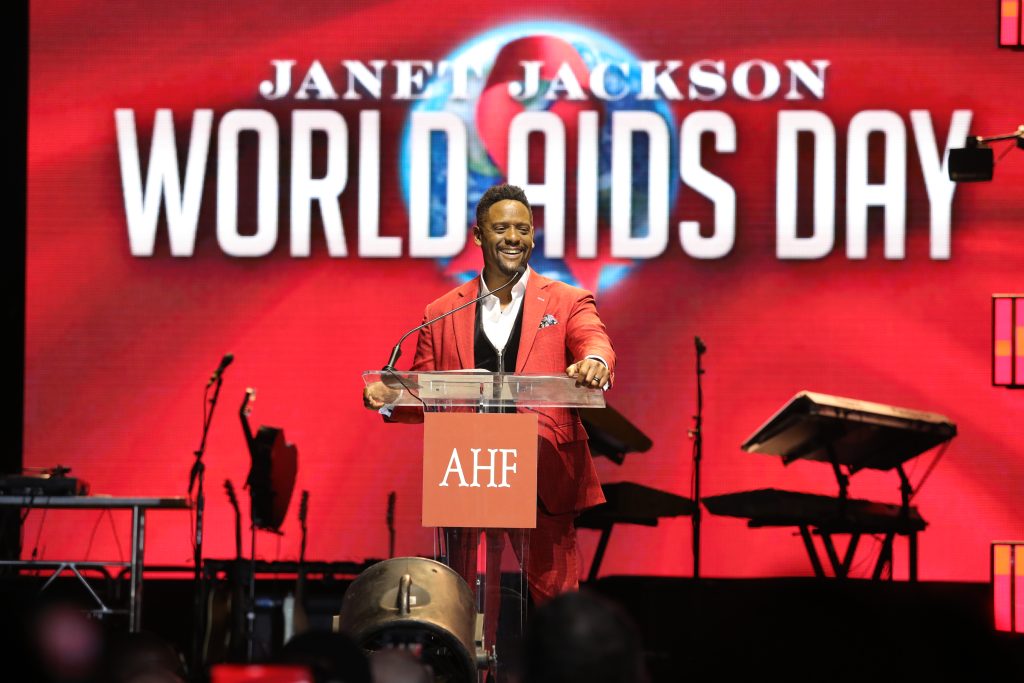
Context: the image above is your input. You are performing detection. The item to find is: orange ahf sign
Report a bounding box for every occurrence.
[422,412,538,529]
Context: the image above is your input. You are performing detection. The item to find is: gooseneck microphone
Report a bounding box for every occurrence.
[382,265,526,372]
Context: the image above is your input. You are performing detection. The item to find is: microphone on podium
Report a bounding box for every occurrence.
[382,266,526,373]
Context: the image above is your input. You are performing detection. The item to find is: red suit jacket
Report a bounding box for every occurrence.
[388,271,615,515]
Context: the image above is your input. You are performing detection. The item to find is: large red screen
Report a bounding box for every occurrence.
[25,0,1024,580]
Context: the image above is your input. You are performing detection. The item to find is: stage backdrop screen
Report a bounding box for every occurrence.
[25,0,1024,580]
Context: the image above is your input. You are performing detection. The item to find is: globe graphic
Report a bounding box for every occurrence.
[399,22,679,291]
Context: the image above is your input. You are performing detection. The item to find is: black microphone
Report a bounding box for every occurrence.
[383,266,527,372]
[694,336,707,355]
[207,353,234,387]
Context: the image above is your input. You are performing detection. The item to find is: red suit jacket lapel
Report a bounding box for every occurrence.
[451,279,478,369]
[516,272,550,372]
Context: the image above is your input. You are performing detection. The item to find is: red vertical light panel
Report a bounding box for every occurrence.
[993,297,1014,386]
[994,544,1013,632]
[1016,299,1024,385]
[1001,0,1023,47]
[1016,546,1024,633]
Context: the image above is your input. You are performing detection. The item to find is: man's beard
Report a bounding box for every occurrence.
[491,248,529,277]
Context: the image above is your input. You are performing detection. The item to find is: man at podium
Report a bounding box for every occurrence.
[363,183,615,603]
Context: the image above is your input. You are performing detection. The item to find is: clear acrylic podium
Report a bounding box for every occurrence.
[363,370,604,673]
[362,370,607,409]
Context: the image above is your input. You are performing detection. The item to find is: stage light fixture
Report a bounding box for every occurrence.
[948,125,1023,182]
[335,557,487,681]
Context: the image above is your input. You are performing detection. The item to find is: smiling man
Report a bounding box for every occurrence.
[363,183,616,612]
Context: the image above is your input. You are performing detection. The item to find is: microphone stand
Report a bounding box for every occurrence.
[190,372,225,675]
[690,337,706,579]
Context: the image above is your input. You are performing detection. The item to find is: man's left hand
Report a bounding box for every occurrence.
[566,358,609,388]
[363,381,401,410]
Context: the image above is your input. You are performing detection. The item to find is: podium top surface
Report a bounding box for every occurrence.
[0,495,190,510]
[741,391,956,472]
[363,370,605,408]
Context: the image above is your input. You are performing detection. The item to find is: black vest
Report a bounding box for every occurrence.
[473,290,526,373]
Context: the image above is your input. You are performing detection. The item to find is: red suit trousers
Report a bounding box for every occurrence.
[445,507,578,649]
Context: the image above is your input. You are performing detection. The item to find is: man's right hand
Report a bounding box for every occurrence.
[363,382,401,410]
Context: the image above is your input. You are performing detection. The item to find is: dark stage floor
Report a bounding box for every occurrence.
[3,573,1023,682]
[594,576,1024,681]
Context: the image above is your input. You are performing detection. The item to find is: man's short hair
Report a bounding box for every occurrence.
[475,183,532,227]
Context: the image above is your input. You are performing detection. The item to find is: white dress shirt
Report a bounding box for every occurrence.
[478,267,530,353]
